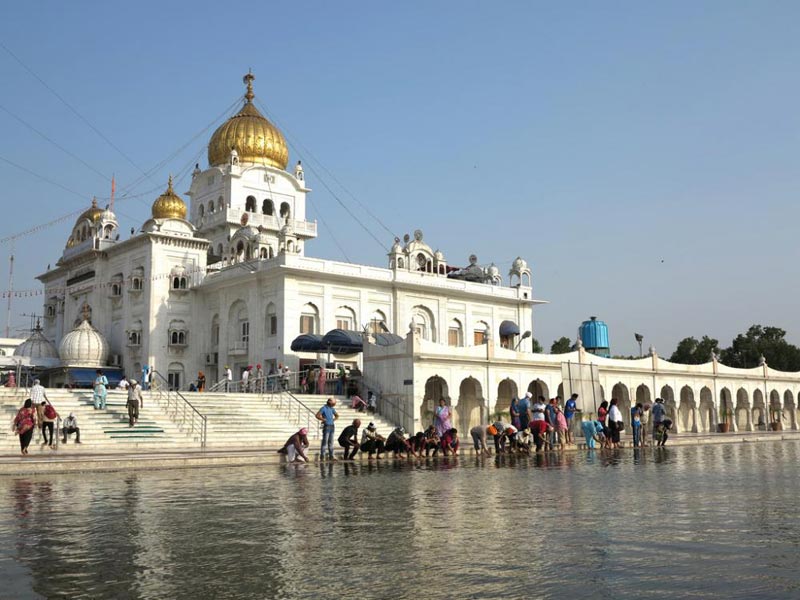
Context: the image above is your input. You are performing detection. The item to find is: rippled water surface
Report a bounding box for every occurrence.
[1,442,799,599]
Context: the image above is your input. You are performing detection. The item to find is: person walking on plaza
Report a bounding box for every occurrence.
[13,399,36,455]
[243,366,252,392]
[61,412,81,444]
[564,393,578,445]
[315,397,338,460]
[278,428,310,462]
[41,401,59,448]
[141,365,150,391]
[197,371,206,392]
[338,419,361,459]
[316,364,327,395]
[126,379,143,427]
[631,403,644,447]
[224,365,232,392]
[30,378,48,409]
[607,398,623,448]
[93,369,108,409]
[434,398,453,437]
[652,398,666,441]
[518,392,533,430]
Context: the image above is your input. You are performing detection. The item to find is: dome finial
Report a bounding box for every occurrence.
[167,174,174,193]
[243,70,255,103]
[91,197,98,208]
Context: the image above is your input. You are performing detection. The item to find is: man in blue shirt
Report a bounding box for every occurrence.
[315,397,339,460]
[517,392,532,430]
[564,394,578,445]
[651,398,666,441]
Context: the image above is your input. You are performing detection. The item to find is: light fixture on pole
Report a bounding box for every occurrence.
[514,330,532,351]
[634,333,644,357]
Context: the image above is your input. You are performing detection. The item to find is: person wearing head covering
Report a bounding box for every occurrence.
[93,369,108,410]
[315,397,338,460]
[423,425,440,457]
[360,422,385,459]
[278,428,310,462]
[386,427,416,457]
[13,399,36,454]
[126,379,143,427]
[62,412,81,444]
[338,419,361,459]
[514,428,533,454]
[117,376,130,391]
[441,428,460,456]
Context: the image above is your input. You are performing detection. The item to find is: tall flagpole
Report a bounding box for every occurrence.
[110,173,115,212]
[5,241,14,338]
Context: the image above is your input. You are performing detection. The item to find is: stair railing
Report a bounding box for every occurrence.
[357,374,415,432]
[150,370,208,447]
[262,387,321,440]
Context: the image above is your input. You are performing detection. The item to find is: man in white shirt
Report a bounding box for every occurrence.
[117,377,130,391]
[532,396,547,421]
[225,365,232,392]
[242,367,250,392]
[30,378,48,405]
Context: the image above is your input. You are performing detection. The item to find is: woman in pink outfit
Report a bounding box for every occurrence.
[434,398,453,437]
[317,365,327,395]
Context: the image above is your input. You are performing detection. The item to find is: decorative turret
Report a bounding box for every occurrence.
[151,175,188,220]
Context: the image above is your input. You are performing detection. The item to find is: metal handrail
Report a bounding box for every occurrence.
[150,370,207,447]
[261,387,321,440]
[358,374,415,431]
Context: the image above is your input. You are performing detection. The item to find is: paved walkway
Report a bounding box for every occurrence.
[1,430,798,476]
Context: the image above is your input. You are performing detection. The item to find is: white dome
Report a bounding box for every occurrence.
[14,326,59,360]
[58,320,110,367]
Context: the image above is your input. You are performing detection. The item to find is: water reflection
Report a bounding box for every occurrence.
[1,442,799,598]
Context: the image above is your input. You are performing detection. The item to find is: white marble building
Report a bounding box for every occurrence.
[33,73,537,389]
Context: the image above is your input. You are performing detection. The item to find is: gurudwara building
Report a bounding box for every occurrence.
[19,73,800,436]
[34,73,536,392]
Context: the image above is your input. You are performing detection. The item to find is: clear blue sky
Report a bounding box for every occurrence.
[1,1,799,355]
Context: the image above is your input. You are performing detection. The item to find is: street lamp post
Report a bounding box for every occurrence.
[634,333,644,358]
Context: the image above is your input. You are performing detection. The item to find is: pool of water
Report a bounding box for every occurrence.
[1,442,799,599]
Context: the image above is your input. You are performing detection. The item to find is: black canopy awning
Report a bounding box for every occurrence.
[374,332,404,346]
[290,334,324,352]
[321,329,363,354]
[499,320,520,337]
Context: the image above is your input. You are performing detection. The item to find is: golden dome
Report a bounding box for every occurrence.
[208,72,289,170]
[77,198,103,223]
[151,176,187,220]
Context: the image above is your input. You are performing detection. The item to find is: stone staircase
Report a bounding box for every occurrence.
[0,387,400,454]
[0,388,197,454]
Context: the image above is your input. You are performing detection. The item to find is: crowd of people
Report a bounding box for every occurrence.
[11,379,82,455]
[278,393,676,463]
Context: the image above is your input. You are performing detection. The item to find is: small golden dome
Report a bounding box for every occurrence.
[208,72,289,170]
[151,176,187,220]
[77,198,104,224]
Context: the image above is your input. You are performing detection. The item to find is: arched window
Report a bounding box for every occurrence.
[299,303,319,334]
[473,321,489,345]
[411,305,435,342]
[245,196,256,212]
[398,258,404,269]
[217,196,224,212]
[266,302,277,336]
[260,248,268,259]
[217,243,224,257]
[368,310,388,334]
[280,202,291,219]
[335,306,357,331]
[198,204,204,218]
[448,319,463,347]
[262,199,274,215]
[208,200,214,213]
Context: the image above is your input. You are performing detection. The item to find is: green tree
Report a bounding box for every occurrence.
[550,336,573,354]
[720,325,800,371]
[669,336,719,364]
[532,337,543,353]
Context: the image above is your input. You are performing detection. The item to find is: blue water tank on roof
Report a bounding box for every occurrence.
[580,316,610,356]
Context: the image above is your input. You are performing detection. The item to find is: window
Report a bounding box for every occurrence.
[335,306,356,331]
[270,315,278,336]
[473,330,486,345]
[448,319,463,347]
[111,283,122,297]
[245,196,256,212]
[211,315,220,346]
[262,199,274,215]
[198,204,204,218]
[300,316,315,334]
[280,202,291,219]
[128,331,141,346]
[241,320,250,344]
[217,196,224,211]
[368,311,388,334]
[172,276,188,290]
[300,303,319,335]
[208,200,214,214]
